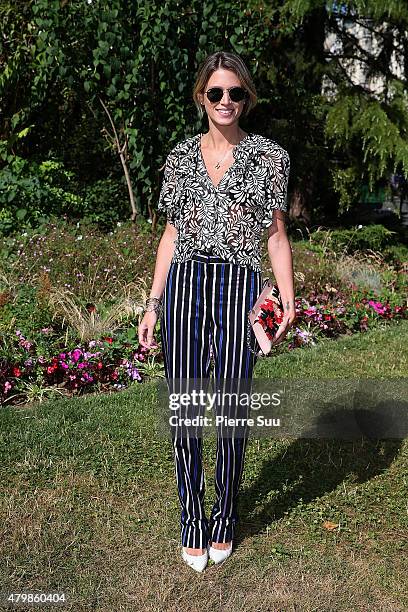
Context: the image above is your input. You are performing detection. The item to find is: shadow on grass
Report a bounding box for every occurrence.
[236,389,406,545]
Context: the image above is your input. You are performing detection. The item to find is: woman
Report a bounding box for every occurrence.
[138,51,296,572]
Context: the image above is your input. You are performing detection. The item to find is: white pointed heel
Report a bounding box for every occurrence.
[208,540,233,564]
[181,547,209,573]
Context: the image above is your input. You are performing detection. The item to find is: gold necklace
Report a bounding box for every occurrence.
[202,132,244,169]
[214,146,235,169]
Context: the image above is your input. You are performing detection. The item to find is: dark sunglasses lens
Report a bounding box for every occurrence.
[229,87,247,102]
[206,88,223,103]
[206,87,247,103]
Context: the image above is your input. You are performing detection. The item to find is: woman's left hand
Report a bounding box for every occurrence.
[271,312,297,346]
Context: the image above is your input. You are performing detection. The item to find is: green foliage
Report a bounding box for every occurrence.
[0,0,407,226]
[331,166,360,214]
[309,224,398,254]
[318,0,408,211]
[326,92,408,209]
[0,0,316,225]
[79,179,128,230]
[383,244,408,267]
[0,145,80,235]
[0,139,126,234]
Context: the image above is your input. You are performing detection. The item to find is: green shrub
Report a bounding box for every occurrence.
[0,147,83,235]
[0,141,129,235]
[383,244,408,267]
[309,224,398,254]
[79,178,129,231]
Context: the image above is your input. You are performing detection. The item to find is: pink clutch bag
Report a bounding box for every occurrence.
[246,278,284,356]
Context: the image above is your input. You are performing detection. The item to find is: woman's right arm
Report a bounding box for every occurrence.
[138,221,177,349]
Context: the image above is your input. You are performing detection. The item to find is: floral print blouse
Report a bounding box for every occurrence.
[157,132,290,272]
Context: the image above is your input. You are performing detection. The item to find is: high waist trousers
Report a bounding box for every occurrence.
[160,252,262,548]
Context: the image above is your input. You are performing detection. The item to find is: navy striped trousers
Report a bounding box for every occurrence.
[160,251,262,548]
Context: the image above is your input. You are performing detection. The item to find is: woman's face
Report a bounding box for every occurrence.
[199,68,246,127]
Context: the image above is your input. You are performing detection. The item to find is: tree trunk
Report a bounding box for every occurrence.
[289,187,312,226]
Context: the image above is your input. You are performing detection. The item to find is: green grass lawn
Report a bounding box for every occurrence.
[1,321,407,611]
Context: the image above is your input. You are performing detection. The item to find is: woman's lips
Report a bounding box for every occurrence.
[216,109,234,116]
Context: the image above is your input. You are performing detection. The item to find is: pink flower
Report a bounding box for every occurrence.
[71,349,82,362]
[294,327,315,345]
[368,300,386,315]
[19,339,32,350]
[304,307,317,316]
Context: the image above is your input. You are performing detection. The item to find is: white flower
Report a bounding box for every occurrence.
[357,224,363,229]
[76,235,83,241]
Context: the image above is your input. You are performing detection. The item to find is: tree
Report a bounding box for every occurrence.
[317,0,408,212]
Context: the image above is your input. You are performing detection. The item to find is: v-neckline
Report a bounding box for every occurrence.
[198,132,252,191]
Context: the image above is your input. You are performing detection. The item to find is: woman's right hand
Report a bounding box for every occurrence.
[138,311,159,349]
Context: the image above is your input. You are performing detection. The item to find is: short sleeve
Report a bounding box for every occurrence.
[157,148,180,228]
[261,147,290,228]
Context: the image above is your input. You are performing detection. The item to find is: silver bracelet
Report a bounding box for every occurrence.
[144,296,163,315]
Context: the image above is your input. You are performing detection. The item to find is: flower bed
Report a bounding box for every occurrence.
[1,220,406,407]
[289,290,407,348]
[1,290,406,406]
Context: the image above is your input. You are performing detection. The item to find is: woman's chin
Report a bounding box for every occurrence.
[210,115,238,127]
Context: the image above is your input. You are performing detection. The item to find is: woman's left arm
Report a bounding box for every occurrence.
[266,210,297,344]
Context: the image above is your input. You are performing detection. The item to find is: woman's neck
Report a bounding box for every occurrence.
[202,124,247,150]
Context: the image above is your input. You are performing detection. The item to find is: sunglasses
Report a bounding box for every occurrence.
[204,86,248,103]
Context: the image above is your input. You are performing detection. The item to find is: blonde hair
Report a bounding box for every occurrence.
[193,51,257,119]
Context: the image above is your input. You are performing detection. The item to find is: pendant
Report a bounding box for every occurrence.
[215,162,220,169]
